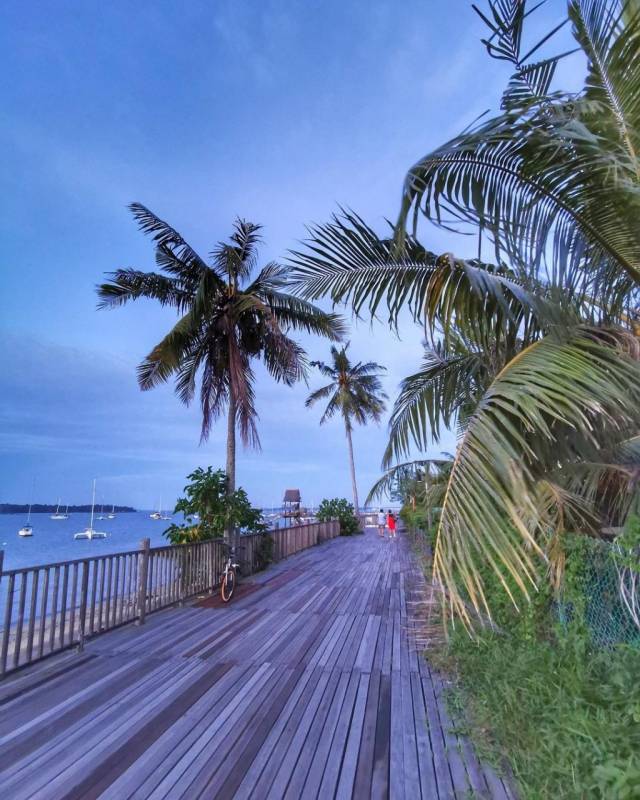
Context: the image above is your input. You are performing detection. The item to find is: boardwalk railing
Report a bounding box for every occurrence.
[0,520,339,678]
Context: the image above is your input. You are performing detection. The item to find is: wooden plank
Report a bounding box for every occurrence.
[144,664,275,800]
[233,665,321,799]
[317,671,360,797]
[294,670,352,799]
[10,659,215,799]
[265,669,334,798]
[335,670,371,799]
[213,666,307,800]
[100,663,253,800]
[410,670,440,799]
[175,665,287,798]
[280,668,342,799]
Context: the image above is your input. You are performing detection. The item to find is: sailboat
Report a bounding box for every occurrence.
[50,498,69,520]
[74,479,107,540]
[150,496,162,520]
[96,501,107,521]
[18,503,33,537]
[106,504,116,519]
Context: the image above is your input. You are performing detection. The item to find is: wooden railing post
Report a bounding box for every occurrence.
[136,538,150,626]
[178,546,186,607]
[78,560,89,651]
[208,541,215,594]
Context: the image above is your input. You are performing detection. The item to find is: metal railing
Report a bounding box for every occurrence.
[0,519,340,678]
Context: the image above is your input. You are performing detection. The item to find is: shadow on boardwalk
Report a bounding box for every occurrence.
[0,529,515,799]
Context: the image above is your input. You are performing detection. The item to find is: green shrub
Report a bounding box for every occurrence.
[164,467,266,544]
[400,505,436,548]
[426,536,640,799]
[316,497,360,535]
[251,531,274,572]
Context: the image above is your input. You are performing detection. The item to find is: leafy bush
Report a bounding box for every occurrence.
[428,538,640,799]
[316,497,360,535]
[251,532,274,572]
[400,505,437,548]
[164,467,266,544]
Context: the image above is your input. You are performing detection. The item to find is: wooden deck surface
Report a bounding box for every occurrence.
[0,529,515,799]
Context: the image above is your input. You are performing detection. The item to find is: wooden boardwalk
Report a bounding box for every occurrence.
[0,529,514,799]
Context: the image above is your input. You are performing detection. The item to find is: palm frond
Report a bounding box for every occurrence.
[382,347,486,468]
[137,310,201,391]
[570,0,640,173]
[129,203,209,274]
[288,209,440,325]
[260,288,347,342]
[288,209,577,340]
[366,458,451,505]
[97,269,189,311]
[305,383,336,407]
[433,326,640,627]
[397,1,640,303]
[227,336,260,448]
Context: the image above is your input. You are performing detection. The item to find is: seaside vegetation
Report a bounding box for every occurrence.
[164,467,266,544]
[97,210,345,528]
[316,497,361,536]
[288,1,640,797]
[428,533,640,799]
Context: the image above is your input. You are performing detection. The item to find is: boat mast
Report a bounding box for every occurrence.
[90,479,96,530]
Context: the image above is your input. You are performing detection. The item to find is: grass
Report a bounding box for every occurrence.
[421,535,640,799]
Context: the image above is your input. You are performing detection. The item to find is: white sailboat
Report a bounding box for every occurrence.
[50,498,69,520]
[106,504,116,520]
[96,501,107,520]
[150,495,162,520]
[74,479,107,540]
[18,503,33,537]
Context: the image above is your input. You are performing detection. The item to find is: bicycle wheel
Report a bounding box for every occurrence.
[220,567,236,603]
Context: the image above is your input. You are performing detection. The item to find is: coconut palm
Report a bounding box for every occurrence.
[306,344,387,510]
[289,0,640,624]
[98,204,345,507]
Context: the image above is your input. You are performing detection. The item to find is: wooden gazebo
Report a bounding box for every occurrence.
[283,489,301,519]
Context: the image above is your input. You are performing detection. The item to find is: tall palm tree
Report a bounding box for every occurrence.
[289,0,640,624]
[98,204,345,507]
[306,344,387,510]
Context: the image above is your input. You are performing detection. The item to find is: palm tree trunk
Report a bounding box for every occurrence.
[225,391,236,543]
[345,423,359,512]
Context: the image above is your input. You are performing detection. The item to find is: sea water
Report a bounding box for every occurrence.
[0,512,178,571]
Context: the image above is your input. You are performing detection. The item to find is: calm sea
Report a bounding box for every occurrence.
[0,509,289,572]
[0,512,180,571]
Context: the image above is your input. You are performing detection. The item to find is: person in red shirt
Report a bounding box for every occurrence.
[387,510,396,538]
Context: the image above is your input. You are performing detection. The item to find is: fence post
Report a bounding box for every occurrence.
[78,560,89,651]
[136,538,150,626]
[179,546,186,607]
[208,541,215,595]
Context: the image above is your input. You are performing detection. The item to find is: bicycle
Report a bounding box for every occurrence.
[220,542,243,603]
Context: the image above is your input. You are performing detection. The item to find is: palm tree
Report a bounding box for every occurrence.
[306,344,387,511]
[98,204,345,510]
[289,0,640,624]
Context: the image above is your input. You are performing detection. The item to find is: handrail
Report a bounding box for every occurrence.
[0,519,340,677]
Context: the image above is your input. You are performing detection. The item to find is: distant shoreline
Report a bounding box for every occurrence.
[0,504,137,514]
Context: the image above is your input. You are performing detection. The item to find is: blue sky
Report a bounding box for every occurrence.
[0,0,580,509]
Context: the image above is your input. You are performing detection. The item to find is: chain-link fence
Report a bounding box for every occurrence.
[558,538,640,649]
